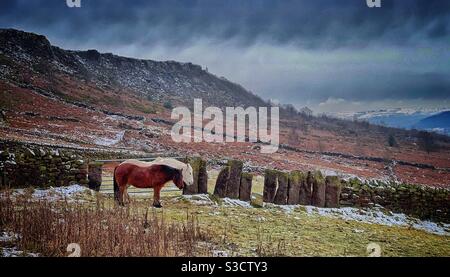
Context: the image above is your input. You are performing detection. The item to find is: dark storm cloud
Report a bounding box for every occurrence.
[0,0,449,110]
[284,72,450,102]
[1,0,449,48]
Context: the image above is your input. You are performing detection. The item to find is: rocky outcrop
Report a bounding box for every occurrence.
[0,28,268,110]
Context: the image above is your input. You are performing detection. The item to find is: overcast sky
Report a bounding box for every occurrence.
[1,0,449,113]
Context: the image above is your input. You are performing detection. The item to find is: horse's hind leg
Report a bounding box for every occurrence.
[124,186,131,204]
[114,170,127,206]
[117,186,126,206]
[153,186,163,208]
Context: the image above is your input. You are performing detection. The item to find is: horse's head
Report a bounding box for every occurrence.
[182,164,194,187]
[173,169,185,190]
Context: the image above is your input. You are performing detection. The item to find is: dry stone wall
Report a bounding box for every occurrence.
[0,141,88,188]
[340,179,450,223]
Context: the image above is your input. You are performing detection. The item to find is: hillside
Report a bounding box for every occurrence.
[1,29,450,187]
[415,111,450,135]
[0,28,266,109]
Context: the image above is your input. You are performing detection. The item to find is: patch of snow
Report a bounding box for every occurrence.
[1,247,39,257]
[0,232,19,242]
[319,168,342,177]
[180,195,253,208]
[11,185,91,202]
[180,194,217,206]
[25,148,35,156]
[94,131,125,146]
[303,206,450,236]
[222,198,252,208]
[0,232,39,257]
[256,216,266,222]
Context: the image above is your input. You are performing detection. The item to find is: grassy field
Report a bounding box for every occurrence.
[1,177,449,257]
[135,195,450,257]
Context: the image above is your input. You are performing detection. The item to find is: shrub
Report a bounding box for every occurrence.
[0,194,211,257]
[388,134,398,147]
[163,101,174,110]
[417,131,439,153]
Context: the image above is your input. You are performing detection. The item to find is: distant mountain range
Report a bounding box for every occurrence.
[414,111,450,135]
[329,108,450,135]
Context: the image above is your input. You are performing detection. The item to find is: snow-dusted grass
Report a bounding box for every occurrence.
[302,206,450,236]
[180,194,253,208]
[222,198,253,208]
[179,194,449,237]
[179,194,217,206]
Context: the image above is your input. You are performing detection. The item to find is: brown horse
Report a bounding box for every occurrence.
[113,162,185,208]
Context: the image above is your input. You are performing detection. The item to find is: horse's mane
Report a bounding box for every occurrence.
[121,158,186,169]
[152,157,188,171]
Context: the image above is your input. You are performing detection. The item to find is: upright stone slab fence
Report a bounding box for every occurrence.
[311,171,326,207]
[214,165,230,198]
[287,171,304,205]
[225,160,243,199]
[183,157,208,195]
[273,172,289,205]
[263,170,338,207]
[213,160,253,202]
[299,172,312,205]
[239,173,253,202]
[263,169,278,203]
[325,176,341,208]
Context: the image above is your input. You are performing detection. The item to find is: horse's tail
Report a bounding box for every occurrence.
[113,166,120,202]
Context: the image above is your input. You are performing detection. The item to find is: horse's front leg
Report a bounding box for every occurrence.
[153,186,163,208]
